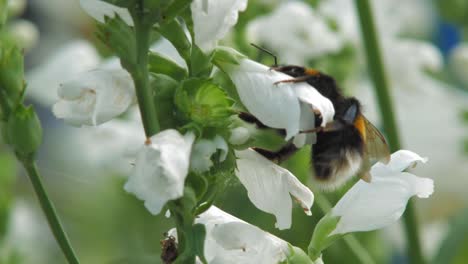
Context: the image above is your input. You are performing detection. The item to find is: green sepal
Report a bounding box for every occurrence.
[308,213,342,261]
[175,78,235,128]
[186,172,208,202]
[158,19,191,62]
[212,46,245,68]
[0,35,25,109]
[148,51,188,80]
[190,44,213,77]
[96,15,137,71]
[283,244,314,264]
[5,105,42,157]
[160,0,192,25]
[149,73,180,129]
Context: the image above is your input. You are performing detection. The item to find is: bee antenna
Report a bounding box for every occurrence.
[250,43,278,67]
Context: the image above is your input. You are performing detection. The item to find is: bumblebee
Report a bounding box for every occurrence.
[243,45,390,190]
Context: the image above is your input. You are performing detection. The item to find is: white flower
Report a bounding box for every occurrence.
[191,0,247,52]
[190,135,228,173]
[79,0,133,25]
[330,150,433,235]
[247,2,343,64]
[235,149,314,230]
[7,19,39,52]
[52,68,135,126]
[124,129,195,215]
[224,58,334,140]
[26,40,100,106]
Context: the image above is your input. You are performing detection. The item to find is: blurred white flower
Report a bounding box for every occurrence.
[449,42,468,86]
[52,68,135,126]
[26,40,101,106]
[222,58,334,140]
[247,2,343,64]
[383,38,443,90]
[66,117,144,174]
[330,150,433,235]
[7,19,39,52]
[191,0,247,52]
[190,135,228,173]
[79,0,133,25]
[124,129,195,215]
[235,149,314,230]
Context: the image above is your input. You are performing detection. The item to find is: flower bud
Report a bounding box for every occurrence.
[6,105,42,156]
[0,37,25,106]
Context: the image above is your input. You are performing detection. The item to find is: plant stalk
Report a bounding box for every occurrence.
[354,0,425,263]
[20,156,80,264]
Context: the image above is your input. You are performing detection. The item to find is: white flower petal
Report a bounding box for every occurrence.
[191,0,247,52]
[79,0,133,25]
[229,126,250,145]
[225,58,334,140]
[190,135,228,173]
[235,149,314,229]
[374,150,428,174]
[150,38,187,69]
[124,129,195,215]
[196,206,289,264]
[26,41,100,106]
[330,150,434,235]
[52,69,135,126]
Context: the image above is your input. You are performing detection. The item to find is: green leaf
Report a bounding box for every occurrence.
[190,44,213,77]
[148,51,188,80]
[149,73,179,129]
[158,18,191,61]
[5,105,42,157]
[96,15,137,70]
[175,78,235,127]
[186,173,208,202]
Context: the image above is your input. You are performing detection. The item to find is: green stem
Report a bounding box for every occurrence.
[132,9,160,137]
[354,0,424,263]
[312,187,375,264]
[20,156,79,264]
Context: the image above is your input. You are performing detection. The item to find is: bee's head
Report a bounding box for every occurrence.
[305,72,343,101]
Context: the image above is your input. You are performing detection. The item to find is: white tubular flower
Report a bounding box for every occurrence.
[199,206,289,264]
[247,2,343,64]
[52,69,135,126]
[225,58,334,140]
[191,0,247,52]
[190,135,228,173]
[79,0,133,25]
[330,150,433,235]
[26,41,100,106]
[124,129,195,215]
[235,149,314,230]
[229,126,250,145]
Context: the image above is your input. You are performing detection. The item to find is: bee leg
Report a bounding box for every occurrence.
[300,120,346,134]
[273,75,311,85]
[253,143,298,163]
[360,171,372,183]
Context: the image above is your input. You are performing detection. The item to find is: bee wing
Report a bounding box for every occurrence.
[362,115,391,165]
